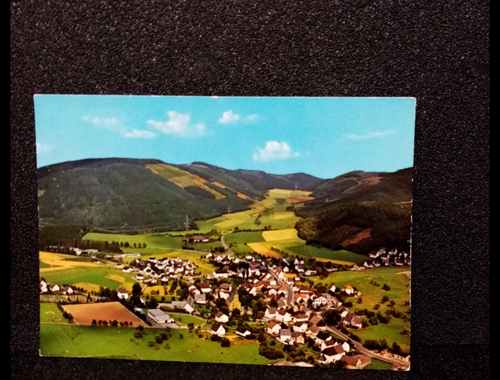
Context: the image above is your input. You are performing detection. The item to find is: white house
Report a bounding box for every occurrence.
[62,286,74,295]
[48,284,60,292]
[198,282,212,293]
[293,321,308,333]
[264,307,277,320]
[267,320,281,335]
[320,345,345,363]
[275,309,292,323]
[312,295,328,307]
[210,323,226,337]
[194,293,206,305]
[147,309,174,324]
[321,338,335,352]
[215,311,229,323]
[117,286,129,300]
[279,329,293,345]
[235,327,252,337]
[342,284,355,295]
[171,301,194,313]
[213,269,229,278]
[292,312,309,324]
[342,342,350,353]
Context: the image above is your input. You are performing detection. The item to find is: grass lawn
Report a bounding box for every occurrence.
[258,213,300,230]
[40,303,65,323]
[352,321,410,355]
[288,245,367,265]
[364,359,394,370]
[167,312,207,327]
[83,232,186,251]
[225,231,264,244]
[40,324,269,364]
[39,260,50,268]
[40,265,137,292]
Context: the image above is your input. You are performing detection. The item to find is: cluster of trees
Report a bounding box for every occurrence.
[55,302,74,322]
[363,338,389,351]
[295,200,411,254]
[91,319,133,327]
[258,340,284,359]
[210,335,231,347]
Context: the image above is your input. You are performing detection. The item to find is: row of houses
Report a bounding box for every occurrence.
[40,280,74,295]
[365,248,411,267]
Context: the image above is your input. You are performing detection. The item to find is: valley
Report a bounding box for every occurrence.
[38,158,412,369]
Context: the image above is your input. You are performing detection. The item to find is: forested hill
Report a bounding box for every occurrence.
[295,168,413,254]
[37,158,321,233]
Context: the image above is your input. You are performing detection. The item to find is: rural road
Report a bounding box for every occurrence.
[325,324,410,370]
[267,266,295,306]
[220,235,233,256]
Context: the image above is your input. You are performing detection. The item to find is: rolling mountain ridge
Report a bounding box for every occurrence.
[37,158,321,233]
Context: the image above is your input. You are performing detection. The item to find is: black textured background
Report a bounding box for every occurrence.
[11,1,489,379]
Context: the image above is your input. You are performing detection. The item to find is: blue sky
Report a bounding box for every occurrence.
[34,95,416,179]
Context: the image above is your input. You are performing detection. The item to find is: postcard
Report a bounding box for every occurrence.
[36,95,414,370]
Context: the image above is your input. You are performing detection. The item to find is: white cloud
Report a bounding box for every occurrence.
[123,129,157,139]
[36,142,54,154]
[218,110,240,124]
[253,141,299,162]
[218,111,261,125]
[245,114,260,123]
[148,111,206,137]
[344,130,394,140]
[82,116,119,127]
[84,115,159,139]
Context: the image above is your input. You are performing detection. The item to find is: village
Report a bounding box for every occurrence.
[40,243,411,370]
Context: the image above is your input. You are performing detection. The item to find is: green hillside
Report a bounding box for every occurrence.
[37,158,321,233]
[38,159,253,232]
[295,168,413,254]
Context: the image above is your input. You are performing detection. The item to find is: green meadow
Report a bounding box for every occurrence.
[40,303,65,323]
[351,318,411,355]
[288,245,367,265]
[40,324,269,364]
[364,359,394,370]
[41,266,136,291]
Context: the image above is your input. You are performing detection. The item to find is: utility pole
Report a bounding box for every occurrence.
[295,182,298,191]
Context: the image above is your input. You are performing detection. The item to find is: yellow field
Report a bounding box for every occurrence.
[286,196,314,204]
[289,190,312,197]
[263,238,304,248]
[268,189,292,198]
[262,229,298,241]
[250,198,271,212]
[214,211,252,228]
[105,274,135,291]
[273,211,295,220]
[146,163,225,199]
[314,257,355,266]
[72,282,102,292]
[237,192,252,200]
[212,181,226,189]
[106,274,126,283]
[142,285,166,296]
[39,251,100,273]
[247,243,281,258]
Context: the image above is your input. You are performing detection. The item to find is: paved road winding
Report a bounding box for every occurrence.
[325,324,410,370]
